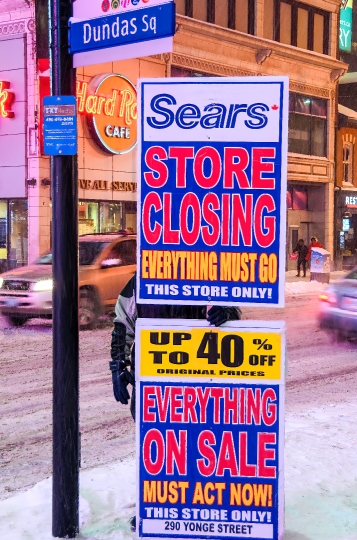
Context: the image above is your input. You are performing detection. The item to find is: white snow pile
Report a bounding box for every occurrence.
[1,403,357,540]
[285,279,327,296]
[285,271,347,297]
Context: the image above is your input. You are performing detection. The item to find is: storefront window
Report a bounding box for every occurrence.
[0,201,7,273]
[100,202,123,233]
[124,202,137,233]
[79,201,137,235]
[78,202,99,235]
[0,200,28,272]
[10,200,28,268]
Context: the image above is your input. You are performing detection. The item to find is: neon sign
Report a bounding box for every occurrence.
[0,81,15,119]
[77,74,137,154]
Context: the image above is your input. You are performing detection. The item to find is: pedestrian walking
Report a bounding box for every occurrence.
[293,239,308,277]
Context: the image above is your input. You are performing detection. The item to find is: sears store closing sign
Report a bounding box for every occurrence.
[137,77,289,307]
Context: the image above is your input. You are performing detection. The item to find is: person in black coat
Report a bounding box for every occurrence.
[293,239,308,277]
[109,273,242,530]
[110,273,242,419]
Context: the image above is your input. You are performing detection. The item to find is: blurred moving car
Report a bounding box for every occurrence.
[0,234,136,328]
[318,267,357,339]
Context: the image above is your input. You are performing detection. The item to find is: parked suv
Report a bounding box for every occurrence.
[0,234,136,328]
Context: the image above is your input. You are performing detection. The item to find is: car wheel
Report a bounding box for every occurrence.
[79,289,97,330]
[6,315,29,327]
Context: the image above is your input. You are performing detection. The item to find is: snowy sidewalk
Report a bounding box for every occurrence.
[284,270,346,297]
[1,402,356,540]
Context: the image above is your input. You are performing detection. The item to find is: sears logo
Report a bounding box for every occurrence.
[146,93,271,130]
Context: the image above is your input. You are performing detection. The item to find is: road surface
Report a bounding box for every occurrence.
[0,292,356,500]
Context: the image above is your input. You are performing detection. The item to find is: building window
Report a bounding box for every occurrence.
[0,199,28,273]
[343,142,354,185]
[78,201,137,236]
[263,0,329,55]
[264,0,275,40]
[175,0,185,15]
[287,186,308,210]
[79,202,99,235]
[171,66,213,77]
[100,202,123,233]
[182,0,255,34]
[289,93,327,157]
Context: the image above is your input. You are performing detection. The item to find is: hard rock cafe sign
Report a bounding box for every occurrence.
[77,73,137,155]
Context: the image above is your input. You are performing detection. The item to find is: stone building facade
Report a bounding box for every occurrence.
[0,0,347,270]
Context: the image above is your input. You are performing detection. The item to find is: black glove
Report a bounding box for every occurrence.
[109,360,131,404]
[206,306,242,327]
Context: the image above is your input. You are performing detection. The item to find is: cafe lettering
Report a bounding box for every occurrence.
[77,73,137,155]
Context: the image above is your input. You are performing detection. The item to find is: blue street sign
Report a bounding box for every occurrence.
[69,2,175,55]
[43,96,77,156]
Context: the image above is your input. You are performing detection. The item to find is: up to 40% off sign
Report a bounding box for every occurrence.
[140,328,280,380]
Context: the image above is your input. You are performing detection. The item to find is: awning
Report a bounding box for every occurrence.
[339,72,357,84]
[338,103,357,120]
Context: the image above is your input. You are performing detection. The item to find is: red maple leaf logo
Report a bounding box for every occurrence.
[271,104,279,110]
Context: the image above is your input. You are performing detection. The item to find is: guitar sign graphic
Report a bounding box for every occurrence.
[0,81,15,119]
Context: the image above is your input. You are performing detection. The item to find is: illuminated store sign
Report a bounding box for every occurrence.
[345,195,357,207]
[340,0,353,52]
[0,81,15,119]
[79,179,137,192]
[77,73,137,155]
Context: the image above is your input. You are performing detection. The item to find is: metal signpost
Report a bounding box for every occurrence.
[47,0,175,537]
[69,0,175,68]
[43,96,77,156]
[137,77,289,308]
[136,319,285,540]
[47,0,79,537]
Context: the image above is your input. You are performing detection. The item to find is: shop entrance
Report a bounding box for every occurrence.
[78,201,137,236]
[339,212,357,269]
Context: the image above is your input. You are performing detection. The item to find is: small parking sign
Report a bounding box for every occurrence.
[43,96,77,156]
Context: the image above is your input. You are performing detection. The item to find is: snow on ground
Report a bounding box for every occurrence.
[285,280,326,296]
[1,402,356,540]
[1,275,356,539]
[284,271,346,297]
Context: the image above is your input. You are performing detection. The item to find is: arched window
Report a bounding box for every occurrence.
[343,142,353,185]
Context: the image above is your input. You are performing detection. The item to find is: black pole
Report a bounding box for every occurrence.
[48,0,79,537]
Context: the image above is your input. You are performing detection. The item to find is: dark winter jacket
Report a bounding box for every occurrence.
[293,243,308,263]
[110,274,242,372]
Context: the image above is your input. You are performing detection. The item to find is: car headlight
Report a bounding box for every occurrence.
[319,291,337,304]
[0,277,3,288]
[32,279,53,292]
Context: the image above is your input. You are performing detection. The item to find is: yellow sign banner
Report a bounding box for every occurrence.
[139,327,282,380]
